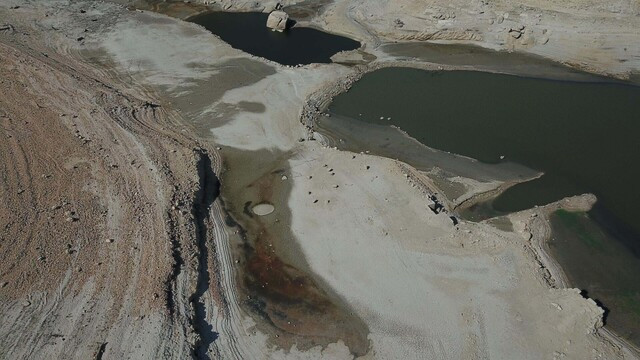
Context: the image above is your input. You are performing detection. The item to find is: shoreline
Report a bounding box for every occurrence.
[1,0,639,358]
[304,57,640,355]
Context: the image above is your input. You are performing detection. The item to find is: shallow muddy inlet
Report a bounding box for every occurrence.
[324,67,640,346]
[187,12,360,66]
[218,148,369,355]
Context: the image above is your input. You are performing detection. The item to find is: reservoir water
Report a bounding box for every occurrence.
[326,67,640,346]
[188,12,360,66]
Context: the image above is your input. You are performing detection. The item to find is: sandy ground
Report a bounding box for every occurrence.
[1,0,639,359]
[319,0,640,79]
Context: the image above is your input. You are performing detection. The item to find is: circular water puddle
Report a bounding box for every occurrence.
[252,203,275,216]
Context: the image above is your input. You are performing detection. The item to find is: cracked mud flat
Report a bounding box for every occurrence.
[0,0,639,359]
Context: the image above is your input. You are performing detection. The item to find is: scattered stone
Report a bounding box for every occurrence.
[281,175,288,181]
[1,282,8,288]
[17,189,24,194]
[22,300,31,307]
[313,199,318,203]
[366,165,370,170]
[105,238,114,243]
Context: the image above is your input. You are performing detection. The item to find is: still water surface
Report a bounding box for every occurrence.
[327,67,640,346]
[188,12,360,65]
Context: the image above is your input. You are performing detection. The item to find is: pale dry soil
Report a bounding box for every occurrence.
[0,0,639,359]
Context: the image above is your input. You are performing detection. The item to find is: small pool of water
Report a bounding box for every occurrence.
[326,67,640,346]
[188,12,360,66]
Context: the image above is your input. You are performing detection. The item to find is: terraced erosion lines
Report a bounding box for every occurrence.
[0,5,211,357]
[206,151,248,359]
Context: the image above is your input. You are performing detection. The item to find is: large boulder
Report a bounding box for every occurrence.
[266,10,289,32]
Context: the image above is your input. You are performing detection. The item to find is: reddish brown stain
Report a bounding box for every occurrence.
[224,155,369,355]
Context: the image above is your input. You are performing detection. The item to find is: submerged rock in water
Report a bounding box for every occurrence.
[266,10,288,32]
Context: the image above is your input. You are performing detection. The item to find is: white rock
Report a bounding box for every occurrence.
[266,11,289,32]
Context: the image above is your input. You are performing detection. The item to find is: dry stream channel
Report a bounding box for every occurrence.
[183,9,640,354]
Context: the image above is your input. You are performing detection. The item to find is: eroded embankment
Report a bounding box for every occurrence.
[190,150,221,359]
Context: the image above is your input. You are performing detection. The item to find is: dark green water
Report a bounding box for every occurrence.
[188,12,360,66]
[549,209,640,345]
[327,67,640,346]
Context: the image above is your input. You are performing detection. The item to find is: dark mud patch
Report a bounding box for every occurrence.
[169,58,276,133]
[220,147,370,356]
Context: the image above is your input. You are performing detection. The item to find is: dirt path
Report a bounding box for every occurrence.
[0,5,221,357]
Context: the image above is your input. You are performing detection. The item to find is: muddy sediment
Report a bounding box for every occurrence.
[219,147,370,355]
